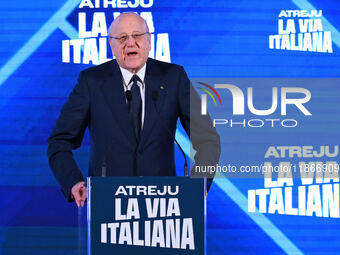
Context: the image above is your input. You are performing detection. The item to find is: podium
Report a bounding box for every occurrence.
[87,176,206,255]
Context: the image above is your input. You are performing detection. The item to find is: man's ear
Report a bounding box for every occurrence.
[108,38,116,57]
[146,33,151,51]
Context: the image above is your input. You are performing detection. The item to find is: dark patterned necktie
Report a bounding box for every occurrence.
[128,74,142,142]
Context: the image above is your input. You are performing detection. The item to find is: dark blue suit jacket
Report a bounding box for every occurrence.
[47,58,220,200]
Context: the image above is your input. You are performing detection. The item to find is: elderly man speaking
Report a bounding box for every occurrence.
[47,13,220,207]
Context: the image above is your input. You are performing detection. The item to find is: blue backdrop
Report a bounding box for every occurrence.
[0,0,339,254]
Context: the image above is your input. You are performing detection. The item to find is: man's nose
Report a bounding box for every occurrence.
[126,35,136,46]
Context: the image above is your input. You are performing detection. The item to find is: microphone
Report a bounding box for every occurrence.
[102,90,133,177]
[102,139,116,177]
[152,90,158,101]
[152,90,189,177]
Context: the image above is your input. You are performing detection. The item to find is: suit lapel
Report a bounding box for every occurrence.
[100,60,136,146]
[139,59,166,148]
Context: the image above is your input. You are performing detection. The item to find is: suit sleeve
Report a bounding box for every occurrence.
[47,71,90,201]
[177,67,221,190]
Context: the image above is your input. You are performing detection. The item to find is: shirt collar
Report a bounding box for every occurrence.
[119,64,146,87]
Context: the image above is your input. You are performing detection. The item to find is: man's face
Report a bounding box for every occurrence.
[109,14,151,73]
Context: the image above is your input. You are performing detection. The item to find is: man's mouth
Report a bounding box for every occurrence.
[127,51,138,56]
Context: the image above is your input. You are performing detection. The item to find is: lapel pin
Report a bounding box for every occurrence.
[160,86,164,90]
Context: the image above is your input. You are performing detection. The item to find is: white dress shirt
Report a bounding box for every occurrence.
[119,64,146,128]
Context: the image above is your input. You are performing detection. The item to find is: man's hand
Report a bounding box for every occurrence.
[71,181,87,207]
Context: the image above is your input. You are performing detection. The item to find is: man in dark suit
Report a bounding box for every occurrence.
[47,13,220,207]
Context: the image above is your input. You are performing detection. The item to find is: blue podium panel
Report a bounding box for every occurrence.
[88,176,205,255]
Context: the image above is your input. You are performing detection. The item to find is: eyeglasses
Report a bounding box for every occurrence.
[109,32,149,44]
